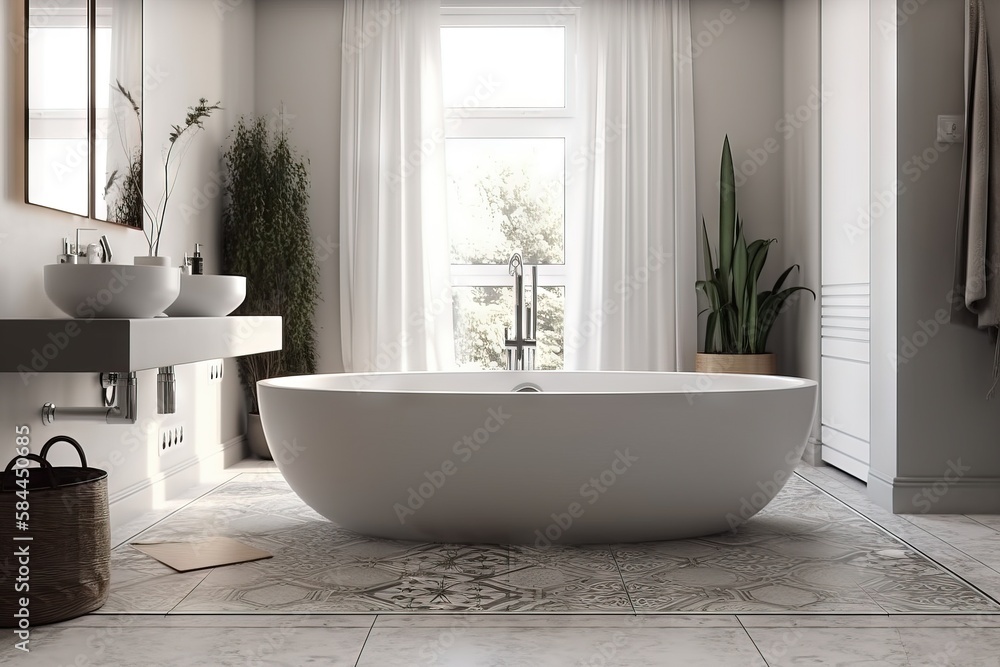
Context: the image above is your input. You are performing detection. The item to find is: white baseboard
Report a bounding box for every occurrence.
[866,469,894,511]
[868,467,1000,514]
[109,435,247,526]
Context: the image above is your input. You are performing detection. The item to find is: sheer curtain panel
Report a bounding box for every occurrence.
[340,0,455,372]
[568,0,696,371]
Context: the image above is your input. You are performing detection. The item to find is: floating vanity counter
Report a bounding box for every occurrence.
[0,317,281,424]
[0,317,281,373]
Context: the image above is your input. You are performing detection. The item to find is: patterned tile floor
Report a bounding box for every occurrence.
[10,461,1000,666]
[98,470,1000,616]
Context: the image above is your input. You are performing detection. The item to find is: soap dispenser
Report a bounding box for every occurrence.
[190,243,204,275]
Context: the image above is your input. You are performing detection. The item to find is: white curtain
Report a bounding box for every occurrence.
[340,0,455,372]
[567,0,697,371]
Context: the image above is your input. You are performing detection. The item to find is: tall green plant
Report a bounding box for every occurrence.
[223,116,319,413]
[696,136,815,354]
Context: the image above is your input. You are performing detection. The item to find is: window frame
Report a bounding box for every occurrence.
[441,10,577,119]
[441,6,581,301]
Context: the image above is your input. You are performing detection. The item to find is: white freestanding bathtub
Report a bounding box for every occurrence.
[258,371,817,544]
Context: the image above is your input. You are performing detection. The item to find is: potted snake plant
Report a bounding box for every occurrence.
[695,136,814,374]
[222,116,318,458]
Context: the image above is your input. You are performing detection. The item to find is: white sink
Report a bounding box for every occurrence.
[164,274,246,317]
[44,264,181,319]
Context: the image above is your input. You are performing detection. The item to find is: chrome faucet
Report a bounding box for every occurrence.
[504,252,537,370]
[58,228,113,264]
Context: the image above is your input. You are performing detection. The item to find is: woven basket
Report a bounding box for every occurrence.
[0,436,110,627]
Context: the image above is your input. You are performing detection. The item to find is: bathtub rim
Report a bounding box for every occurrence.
[257,370,817,396]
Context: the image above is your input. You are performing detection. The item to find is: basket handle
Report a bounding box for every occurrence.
[39,435,88,468]
[1,453,57,490]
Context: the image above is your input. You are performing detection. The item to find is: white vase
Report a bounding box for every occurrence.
[134,255,172,267]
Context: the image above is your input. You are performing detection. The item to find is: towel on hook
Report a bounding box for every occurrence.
[953,0,1000,396]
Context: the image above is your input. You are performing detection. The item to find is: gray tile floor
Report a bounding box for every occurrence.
[7,461,1000,666]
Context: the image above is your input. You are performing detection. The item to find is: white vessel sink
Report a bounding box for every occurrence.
[44,264,181,319]
[164,274,246,317]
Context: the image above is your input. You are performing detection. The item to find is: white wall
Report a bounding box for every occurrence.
[254,0,345,374]
[0,0,257,526]
[781,0,822,460]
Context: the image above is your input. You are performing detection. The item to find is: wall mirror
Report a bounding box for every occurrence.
[25,0,144,228]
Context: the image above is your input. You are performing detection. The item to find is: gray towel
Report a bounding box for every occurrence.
[954,0,1000,394]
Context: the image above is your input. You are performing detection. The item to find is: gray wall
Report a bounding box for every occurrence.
[777,0,1000,512]
[693,0,786,267]
[692,0,790,358]
[781,0,822,453]
[255,0,345,373]
[26,0,983,523]
[0,0,257,525]
[892,0,1000,507]
[255,0,791,372]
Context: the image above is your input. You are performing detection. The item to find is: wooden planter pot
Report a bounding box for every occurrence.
[694,353,777,375]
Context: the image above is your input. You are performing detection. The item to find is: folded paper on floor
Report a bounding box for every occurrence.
[130,537,272,573]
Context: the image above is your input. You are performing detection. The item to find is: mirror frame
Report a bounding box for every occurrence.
[23,0,144,230]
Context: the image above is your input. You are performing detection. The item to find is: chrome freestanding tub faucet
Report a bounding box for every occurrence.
[504,252,537,370]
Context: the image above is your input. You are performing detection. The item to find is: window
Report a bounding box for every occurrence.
[441,7,579,370]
